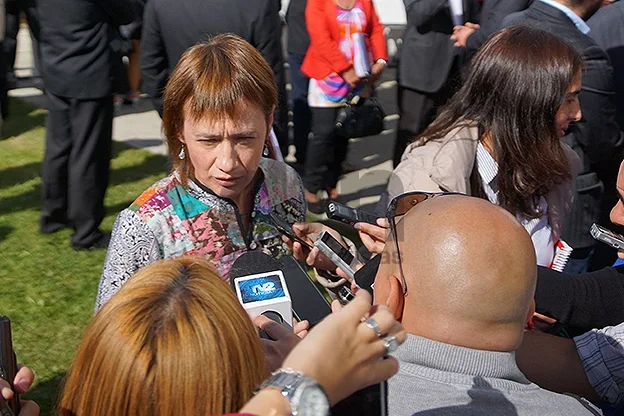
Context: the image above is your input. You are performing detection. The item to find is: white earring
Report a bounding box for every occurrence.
[178,146,185,160]
[263,143,269,157]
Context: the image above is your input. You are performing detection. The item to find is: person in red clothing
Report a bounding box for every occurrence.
[301,0,387,210]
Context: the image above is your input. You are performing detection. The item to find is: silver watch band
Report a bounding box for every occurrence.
[258,368,329,416]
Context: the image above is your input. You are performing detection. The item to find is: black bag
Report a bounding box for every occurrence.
[335,94,385,138]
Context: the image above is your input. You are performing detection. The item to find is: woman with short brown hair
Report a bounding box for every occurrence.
[95,34,307,311]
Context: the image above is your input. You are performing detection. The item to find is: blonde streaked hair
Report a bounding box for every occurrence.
[58,256,267,416]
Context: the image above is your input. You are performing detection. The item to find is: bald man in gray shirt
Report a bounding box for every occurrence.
[373,195,601,415]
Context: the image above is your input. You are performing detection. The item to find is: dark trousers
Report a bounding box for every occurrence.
[303,107,348,193]
[5,0,41,77]
[288,52,311,164]
[393,63,460,167]
[40,93,113,247]
[274,69,290,158]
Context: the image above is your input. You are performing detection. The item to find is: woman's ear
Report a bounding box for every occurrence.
[267,112,275,135]
[177,132,186,145]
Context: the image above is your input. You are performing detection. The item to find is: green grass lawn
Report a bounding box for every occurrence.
[0,98,168,414]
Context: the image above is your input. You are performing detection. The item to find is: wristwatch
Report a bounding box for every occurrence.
[258,368,330,416]
[375,58,388,67]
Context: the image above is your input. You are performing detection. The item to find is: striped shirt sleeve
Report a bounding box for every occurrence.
[574,322,624,404]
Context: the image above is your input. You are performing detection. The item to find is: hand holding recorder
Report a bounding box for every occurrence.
[0,366,38,416]
[280,290,405,405]
[241,290,406,415]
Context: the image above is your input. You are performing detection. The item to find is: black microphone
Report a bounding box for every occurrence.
[354,254,381,296]
[230,252,332,327]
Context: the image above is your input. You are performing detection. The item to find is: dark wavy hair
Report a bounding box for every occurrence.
[417,25,583,218]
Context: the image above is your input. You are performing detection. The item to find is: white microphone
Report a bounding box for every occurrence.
[232,270,293,326]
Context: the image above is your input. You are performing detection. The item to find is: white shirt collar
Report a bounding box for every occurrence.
[476,141,498,186]
[539,0,591,35]
[448,0,464,26]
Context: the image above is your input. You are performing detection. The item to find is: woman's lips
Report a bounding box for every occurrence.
[213,177,241,186]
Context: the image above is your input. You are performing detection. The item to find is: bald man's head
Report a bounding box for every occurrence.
[374,195,537,352]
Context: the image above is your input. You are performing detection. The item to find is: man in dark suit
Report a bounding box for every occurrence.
[394,0,481,167]
[451,0,533,57]
[286,0,311,167]
[502,0,624,272]
[588,1,624,131]
[140,0,289,156]
[38,0,134,249]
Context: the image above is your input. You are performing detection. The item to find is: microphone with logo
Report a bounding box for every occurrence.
[230,253,293,337]
[230,251,332,329]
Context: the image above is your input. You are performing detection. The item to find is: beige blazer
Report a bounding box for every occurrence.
[386,124,581,240]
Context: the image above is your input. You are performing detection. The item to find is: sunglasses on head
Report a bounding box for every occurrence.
[384,191,462,296]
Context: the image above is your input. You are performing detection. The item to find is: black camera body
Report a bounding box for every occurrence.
[0,317,20,416]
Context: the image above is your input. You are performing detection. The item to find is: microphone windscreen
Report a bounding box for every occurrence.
[278,255,331,327]
[230,251,282,291]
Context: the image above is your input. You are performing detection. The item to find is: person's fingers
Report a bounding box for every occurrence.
[358,306,397,341]
[254,315,294,341]
[282,234,294,249]
[293,320,310,335]
[14,365,35,395]
[450,34,457,41]
[387,322,407,343]
[359,232,384,254]
[331,299,343,314]
[19,399,40,416]
[340,290,373,322]
[292,241,311,262]
[335,267,351,281]
[292,222,319,239]
[306,247,320,266]
[367,325,407,359]
[354,222,386,240]
[0,378,13,401]
[376,218,389,228]
[532,312,557,325]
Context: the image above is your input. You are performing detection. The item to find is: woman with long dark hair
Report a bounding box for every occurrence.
[385,25,583,267]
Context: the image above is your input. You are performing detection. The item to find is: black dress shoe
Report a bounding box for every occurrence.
[40,219,70,234]
[71,232,111,251]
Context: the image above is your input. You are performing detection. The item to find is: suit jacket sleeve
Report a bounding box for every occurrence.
[95,0,135,26]
[465,0,528,56]
[404,0,448,28]
[306,0,352,74]
[252,0,285,80]
[570,46,624,174]
[535,266,624,335]
[140,0,168,117]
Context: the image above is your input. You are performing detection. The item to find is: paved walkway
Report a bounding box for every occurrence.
[12,27,397,213]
